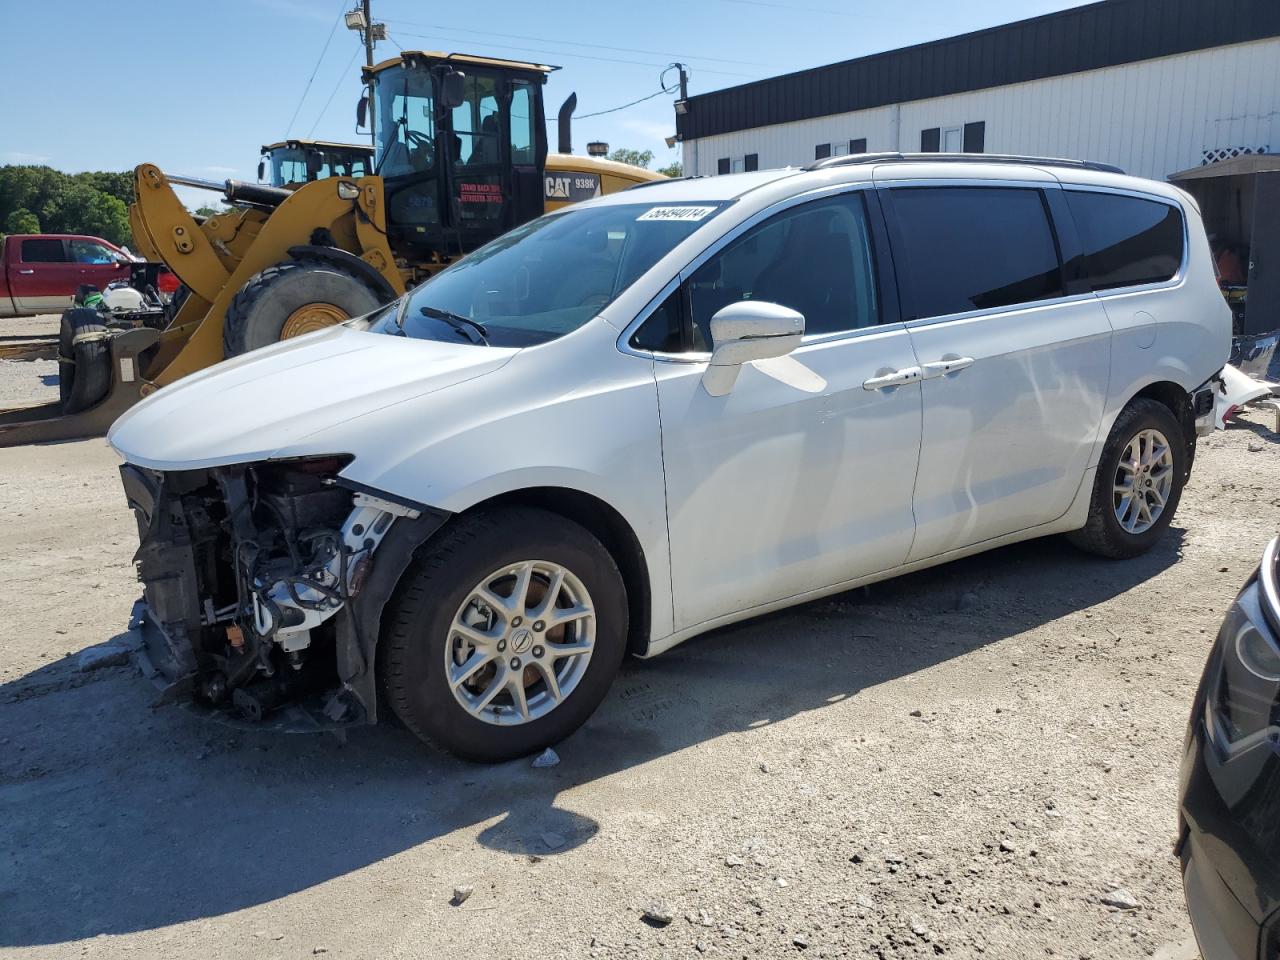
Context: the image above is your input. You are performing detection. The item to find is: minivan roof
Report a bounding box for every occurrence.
[600,155,1176,210]
[599,169,799,205]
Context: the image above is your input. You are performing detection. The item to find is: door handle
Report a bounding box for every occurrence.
[862,366,922,391]
[17,269,34,275]
[921,356,976,379]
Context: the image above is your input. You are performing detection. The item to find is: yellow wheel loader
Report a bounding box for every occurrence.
[258,139,374,187]
[0,51,662,447]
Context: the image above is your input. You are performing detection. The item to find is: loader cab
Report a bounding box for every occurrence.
[366,52,550,258]
[258,140,374,188]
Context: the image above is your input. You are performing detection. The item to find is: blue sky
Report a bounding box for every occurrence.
[1,0,1087,201]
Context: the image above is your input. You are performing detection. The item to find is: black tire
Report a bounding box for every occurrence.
[57,308,112,415]
[222,259,382,358]
[381,507,629,762]
[164,283,190,326]
[1067,398,1187,559]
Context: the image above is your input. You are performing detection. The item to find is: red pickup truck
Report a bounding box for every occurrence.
[0,234,178,318]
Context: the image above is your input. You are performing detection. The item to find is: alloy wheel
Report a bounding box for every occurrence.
[445,560,596,726]
[1113,428,1174,535]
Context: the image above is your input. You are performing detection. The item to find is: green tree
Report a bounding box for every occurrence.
[657,161,683,178]
[3,207,41,235]
[608,147,655,169]
[40,182,131,245]
[0,165,135,246]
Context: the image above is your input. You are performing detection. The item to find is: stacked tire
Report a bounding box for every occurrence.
[58,307,112,415]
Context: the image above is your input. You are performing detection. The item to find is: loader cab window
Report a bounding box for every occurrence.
[510,82,536,166]
[453,75,501,167]
[377,65,442,234]
[377,66,437,180]
[269,147,310,187]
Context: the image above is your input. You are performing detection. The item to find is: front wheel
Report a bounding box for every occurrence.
[222,259,382,358]
[1067,398,1187,559]
[381,508,628,761]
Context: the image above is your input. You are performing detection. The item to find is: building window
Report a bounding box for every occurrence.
[922,124,983,153]
[850,138,867,154]
[717,158,730,175]
[744,154,759,172]
[815,143,832,160]
[963,121,985,153]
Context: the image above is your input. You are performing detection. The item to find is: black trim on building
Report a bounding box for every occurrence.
[815,143,832,160]
[963,121,986,153]
[676,0,1280,141]
[717,157,731,175]
[850,138,867,155]
[744,153,759,171]
[921,128,941,153]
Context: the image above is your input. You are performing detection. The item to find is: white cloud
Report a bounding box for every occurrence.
[2,151,51,164]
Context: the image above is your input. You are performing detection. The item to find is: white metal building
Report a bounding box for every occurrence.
[676,0,1280,182]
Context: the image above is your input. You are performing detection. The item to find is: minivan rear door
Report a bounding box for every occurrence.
[878,178,1112,561]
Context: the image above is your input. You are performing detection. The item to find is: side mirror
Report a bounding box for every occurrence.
[702,300,804,396]
[440,69,466,110]
[257,159,266,182]
[355,93,368,129]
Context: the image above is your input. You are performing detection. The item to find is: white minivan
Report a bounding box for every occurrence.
[111,154,1230,760]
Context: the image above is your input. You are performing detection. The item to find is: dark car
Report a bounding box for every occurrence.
[1179,536,1280,960]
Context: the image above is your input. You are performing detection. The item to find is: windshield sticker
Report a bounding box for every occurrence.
[637,206,718,222]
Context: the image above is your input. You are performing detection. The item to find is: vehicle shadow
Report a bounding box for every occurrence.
[0,529,1185,946]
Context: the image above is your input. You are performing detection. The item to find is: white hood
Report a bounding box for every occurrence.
[108,325,515,470]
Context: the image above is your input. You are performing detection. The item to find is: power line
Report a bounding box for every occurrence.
[381,17,763,67]
[388,28,755,79]
[285,0,350,137]
[577,66,683,119]
[720,0,862,15]
[307,47,362,138]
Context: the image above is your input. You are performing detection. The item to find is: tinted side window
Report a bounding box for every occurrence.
[1064,191,1184,290]
[21,238,66,263]
[687,192,880,348]
[889,187,1063,320]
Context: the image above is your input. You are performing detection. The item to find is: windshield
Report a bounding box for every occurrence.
[374,201,727,347]
[375,65,435,179]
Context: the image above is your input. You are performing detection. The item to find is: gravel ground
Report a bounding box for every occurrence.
[1,392,1276,959]
[0,314,60,407]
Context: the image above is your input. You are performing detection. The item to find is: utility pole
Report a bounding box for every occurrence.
[347,2,385,148]
[675,63,689,103]
[362,0,376,149]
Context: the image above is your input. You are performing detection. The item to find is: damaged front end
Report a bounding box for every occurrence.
[120,456,445,727]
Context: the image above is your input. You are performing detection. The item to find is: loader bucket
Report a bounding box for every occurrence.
[0,327,159,447]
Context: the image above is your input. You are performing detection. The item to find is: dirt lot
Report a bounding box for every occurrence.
[1,357,1276,957]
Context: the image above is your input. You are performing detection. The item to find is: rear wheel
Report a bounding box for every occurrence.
[57,307,112,415]
[1067,398,1186,559]
[222,259,381,357]
[381,508,628,761]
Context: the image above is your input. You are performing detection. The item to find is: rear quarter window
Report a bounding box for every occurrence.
[1064,190,1184,291]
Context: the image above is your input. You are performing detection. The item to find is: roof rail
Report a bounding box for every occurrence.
[803,152,1125,175]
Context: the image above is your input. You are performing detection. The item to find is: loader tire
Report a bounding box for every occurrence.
[58,308,112,415]
[223,259,382,358]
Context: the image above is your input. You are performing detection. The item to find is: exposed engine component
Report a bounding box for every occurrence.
[121,456,421,724]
